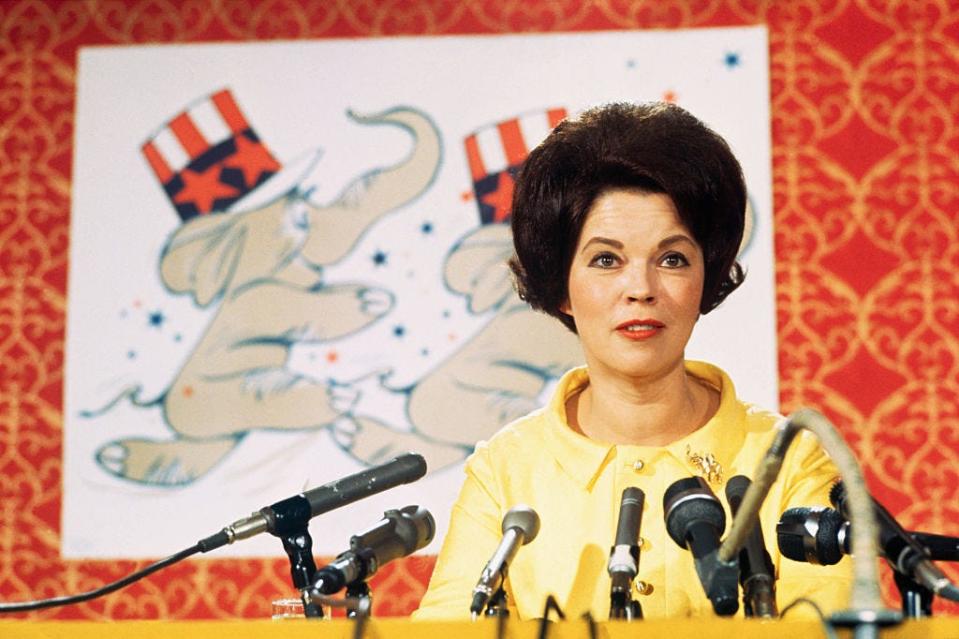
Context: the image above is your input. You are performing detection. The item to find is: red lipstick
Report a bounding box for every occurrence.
[615,319,665,340]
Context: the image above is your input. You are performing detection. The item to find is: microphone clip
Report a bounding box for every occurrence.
[484,587,509,619]
[277,524,325,618]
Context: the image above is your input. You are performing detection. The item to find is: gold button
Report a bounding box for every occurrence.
[637,536,647,550]
[634,580,654,596]
[632,459,645,471]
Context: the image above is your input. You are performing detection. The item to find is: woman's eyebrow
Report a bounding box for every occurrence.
[579,237,623,253]
[658,234,696,249]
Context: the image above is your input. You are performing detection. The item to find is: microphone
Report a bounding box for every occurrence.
[778,507,959,564]
[204,453,428,550]
[830,481,958,598]
[776,506,849,566]
[470,505,540,618]
[311,505,435,594]
[608,487,645,620]
[725,475,777,618]
[664,477,739,616]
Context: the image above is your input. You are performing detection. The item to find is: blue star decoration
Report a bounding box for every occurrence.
[421,221,433,234]
[393,325,406,338]
[148,310,166,328]
[372,250,388,266]
[724,51,741,69]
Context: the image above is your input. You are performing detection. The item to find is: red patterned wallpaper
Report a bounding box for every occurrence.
[1,0,957,620]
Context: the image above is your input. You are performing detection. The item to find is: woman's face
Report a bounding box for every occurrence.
[561,188,705,382]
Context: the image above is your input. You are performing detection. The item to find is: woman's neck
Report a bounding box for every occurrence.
[567,361,719,446]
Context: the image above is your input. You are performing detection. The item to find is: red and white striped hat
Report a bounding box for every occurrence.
[142,89,315,221]
[464,107,567,225]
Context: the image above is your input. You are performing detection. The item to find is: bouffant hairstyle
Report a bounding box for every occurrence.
[509,102,747,333]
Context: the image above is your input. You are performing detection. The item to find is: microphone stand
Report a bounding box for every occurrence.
[269,497,324,618]
[893,572,933,619]
[484,586,509,618]
[345,580,372,619]
[609,589,642,620]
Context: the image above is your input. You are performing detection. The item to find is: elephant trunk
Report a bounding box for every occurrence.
[302,106,442,266]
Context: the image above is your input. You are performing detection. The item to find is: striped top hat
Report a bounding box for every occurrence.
[142,89,284,221]
[464,107,567,225]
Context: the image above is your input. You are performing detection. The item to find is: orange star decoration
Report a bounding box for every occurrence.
[481,171,515,223]
[173,164,240,214]
[223,134,281,189]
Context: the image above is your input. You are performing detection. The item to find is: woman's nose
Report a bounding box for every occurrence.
[623,265,656,303]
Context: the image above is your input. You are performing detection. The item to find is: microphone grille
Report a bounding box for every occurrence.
[503,504,540,543]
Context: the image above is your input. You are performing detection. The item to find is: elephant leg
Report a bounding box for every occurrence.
[165,372,356,438]
[330,415,469,473]
[96,435,242,486]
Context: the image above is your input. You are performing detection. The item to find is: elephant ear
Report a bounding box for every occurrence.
[444,224,515,314]
[159,213,246,308]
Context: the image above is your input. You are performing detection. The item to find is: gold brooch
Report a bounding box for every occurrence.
[686,445,723,484]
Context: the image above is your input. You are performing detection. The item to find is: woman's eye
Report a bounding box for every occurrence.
[661,252,690,268]
[589,252,619,268]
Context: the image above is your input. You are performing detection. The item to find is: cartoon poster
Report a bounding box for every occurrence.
[65,27,775,557]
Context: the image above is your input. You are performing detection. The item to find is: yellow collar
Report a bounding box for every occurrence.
[540,361,749,490]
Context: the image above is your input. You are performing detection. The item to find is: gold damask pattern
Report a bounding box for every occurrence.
[0,0,957,620]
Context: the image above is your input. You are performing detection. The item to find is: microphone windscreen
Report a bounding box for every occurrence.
[776,508,813,562]
[724,475,751,513]
[814,508,846,565]
[776,507,845,565]
[663,477,725,548]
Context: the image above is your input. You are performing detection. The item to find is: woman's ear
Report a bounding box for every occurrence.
[559,298,572,316]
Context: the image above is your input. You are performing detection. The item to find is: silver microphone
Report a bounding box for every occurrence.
[469,505,540,618]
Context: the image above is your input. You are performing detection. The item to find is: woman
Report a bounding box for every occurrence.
[413,102,851,620]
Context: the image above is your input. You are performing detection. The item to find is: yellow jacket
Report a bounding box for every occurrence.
[414,362,853,620]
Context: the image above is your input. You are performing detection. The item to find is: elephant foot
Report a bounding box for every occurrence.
[331,416,468,473]
[96,436,241,486]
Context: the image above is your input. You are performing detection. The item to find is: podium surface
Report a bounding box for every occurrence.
[1,618,957,639]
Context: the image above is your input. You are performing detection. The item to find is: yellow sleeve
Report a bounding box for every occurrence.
[412,444,505,620]
[772,430,856,618]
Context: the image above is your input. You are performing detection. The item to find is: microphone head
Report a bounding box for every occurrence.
[776,506,845,565]
[393,452,429,483]
[502,504,540,544]
[393,504,436,554]
[724,475,751,514]
[663,477,726,548]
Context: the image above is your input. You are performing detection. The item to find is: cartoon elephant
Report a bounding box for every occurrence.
[332,222,584,472]
[96,106,442,486]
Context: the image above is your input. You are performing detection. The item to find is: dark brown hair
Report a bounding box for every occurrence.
[509,102,746,333]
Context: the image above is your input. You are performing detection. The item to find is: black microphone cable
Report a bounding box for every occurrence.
[0,543,205,613]
[537,594,566,639]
